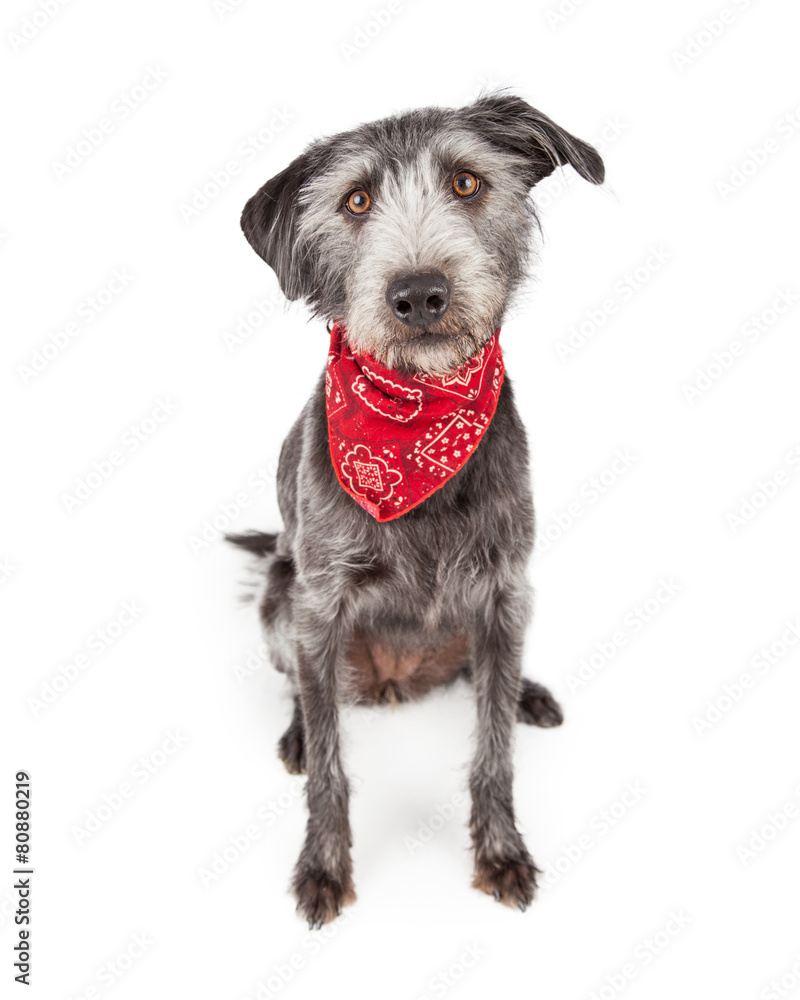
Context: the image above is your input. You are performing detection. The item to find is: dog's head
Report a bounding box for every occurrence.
[241,94,604,375]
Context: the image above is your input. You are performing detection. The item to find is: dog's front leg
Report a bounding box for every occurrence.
[291,597,355,927]
[469,584,539,910]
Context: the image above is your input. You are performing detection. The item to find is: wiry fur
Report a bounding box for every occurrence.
[232,93,603,926]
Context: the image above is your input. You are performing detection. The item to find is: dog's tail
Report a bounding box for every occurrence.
[225,531,278,558]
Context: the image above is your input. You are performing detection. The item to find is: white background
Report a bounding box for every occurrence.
[2,0,800,997]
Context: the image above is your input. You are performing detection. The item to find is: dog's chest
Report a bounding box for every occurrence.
[335,499,494,702]
[350,496,494,615]
[296,375,533,699]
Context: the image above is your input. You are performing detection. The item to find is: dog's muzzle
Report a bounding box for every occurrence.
[385,272,451,328]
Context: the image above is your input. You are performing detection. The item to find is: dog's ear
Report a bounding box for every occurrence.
[241,152,313,301]
[467,94,605,189]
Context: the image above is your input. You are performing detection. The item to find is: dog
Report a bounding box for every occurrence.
[228,93,604,927]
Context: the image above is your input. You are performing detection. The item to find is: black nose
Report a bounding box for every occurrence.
[385,273,451,328]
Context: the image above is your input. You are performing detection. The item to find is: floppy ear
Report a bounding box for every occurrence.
[240,152,313,301]
[467,94,605,189]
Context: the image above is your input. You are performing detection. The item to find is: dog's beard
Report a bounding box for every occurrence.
[345,320,499,378]
[342,307,502,378]
[382,326,496,377]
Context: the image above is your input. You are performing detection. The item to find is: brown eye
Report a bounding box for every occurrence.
[453,171,480,198]
[345,189,371,215]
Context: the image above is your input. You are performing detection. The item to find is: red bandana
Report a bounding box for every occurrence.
[325,322,504,522]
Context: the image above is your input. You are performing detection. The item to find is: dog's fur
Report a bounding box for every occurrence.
[229,94,604,926]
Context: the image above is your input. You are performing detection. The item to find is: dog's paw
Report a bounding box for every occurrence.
[277,723,306,775]
[517,679,564,728]
[293,868,356,929]
[472,852,539,911]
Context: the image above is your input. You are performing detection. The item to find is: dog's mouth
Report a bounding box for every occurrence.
[396,316,496,346]
[395,314,471,341]
[403,328,451,343]
[342,305,498,378]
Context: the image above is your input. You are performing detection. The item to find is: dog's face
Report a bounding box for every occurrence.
[241,94,604,376]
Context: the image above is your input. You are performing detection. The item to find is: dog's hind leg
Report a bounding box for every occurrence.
[463,663,564,728]
[278,697,306,774]
[227,530,306,773]
[516,678,564,728]
[469,585,539,910]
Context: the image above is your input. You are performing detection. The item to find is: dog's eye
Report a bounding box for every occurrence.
[345,190,371,215]
[453,171,480,198]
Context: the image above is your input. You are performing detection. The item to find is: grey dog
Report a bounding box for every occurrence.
[228,93,604,927]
